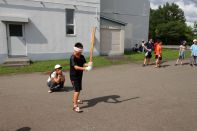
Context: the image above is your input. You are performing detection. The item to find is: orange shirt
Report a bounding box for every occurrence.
[154,42,158,54]
[155,44,162,56]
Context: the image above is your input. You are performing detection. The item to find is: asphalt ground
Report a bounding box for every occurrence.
[0,61,197,131]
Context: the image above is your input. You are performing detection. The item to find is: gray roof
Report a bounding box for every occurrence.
[100,15,127,26]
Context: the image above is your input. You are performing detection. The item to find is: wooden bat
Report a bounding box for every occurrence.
[90,27,96,62]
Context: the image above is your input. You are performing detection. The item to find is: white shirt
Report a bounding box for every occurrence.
[142,42,145,47]
[179,45,186,52]
[47,71,65,82]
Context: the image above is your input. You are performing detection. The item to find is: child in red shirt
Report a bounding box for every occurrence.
[154,40,162,68]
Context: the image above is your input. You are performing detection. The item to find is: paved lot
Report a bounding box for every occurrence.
[0,61,197,131]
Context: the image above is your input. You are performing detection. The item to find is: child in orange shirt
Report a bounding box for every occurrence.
[154,40,162,68]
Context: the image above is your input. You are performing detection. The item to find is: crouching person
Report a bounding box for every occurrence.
[47,64,65,93]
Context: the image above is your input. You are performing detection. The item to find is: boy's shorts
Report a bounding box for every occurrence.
[179,52,185,60]
[145,52,152,59]
[179,55,185,60]
[71,80,82,92]
[155,55,162,60]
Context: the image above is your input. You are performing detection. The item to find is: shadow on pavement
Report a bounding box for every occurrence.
[63,86,74,92]
[16,127,31,131]
[160,64,171,68]
[51,86,74,93]
[81,95,140,109]
[181,62,190,66]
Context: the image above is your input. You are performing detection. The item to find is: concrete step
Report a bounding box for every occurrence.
[3,57,31,67]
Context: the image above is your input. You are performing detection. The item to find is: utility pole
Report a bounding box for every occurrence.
[194,21,197,35]
[194,21,197,28]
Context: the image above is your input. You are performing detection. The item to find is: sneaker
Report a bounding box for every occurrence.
[77,100,83,104]
[73,106,83,113]
[142,64,146,67]
[48,90,52,93]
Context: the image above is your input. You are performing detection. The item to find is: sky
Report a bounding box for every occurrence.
[149,0,197,27]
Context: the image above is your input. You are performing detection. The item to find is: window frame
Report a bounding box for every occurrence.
[66,9,76,36]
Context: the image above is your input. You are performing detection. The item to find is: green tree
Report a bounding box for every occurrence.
[149,2,194,45]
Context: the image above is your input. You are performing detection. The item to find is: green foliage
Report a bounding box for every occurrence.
[124,51,144,61]
[149,2,194,44]
[0,56,123,75]
[162,49,190,61]
[156,21,192,44]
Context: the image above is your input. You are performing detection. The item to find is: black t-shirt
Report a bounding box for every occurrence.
[144,42,153,52]
[70,54,86,81]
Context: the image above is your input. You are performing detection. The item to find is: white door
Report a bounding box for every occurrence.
[101,28,121,55]
[111,29,121,52]
[7,23,26,56]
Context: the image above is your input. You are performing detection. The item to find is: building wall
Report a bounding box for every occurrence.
[101,0,150,50]
[0,0,100,63]
[0,21,7,63]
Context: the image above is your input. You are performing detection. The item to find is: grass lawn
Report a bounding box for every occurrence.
[0,57,113,75]
[125,48,191,62]
[0,49,191,75]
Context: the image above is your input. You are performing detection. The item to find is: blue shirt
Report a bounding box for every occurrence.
[190,44,197,56]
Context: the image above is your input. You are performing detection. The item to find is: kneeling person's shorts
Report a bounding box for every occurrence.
[71,80,82,92]
[47,81,64,91]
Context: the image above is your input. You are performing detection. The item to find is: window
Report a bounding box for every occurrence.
[9,24,23,37]
[66,9,75,35]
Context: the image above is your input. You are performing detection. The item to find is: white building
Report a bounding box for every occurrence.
[101,0,150,50]
[0,0,100,64]
[0,0,149,64]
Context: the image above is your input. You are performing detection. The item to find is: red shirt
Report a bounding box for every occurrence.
[155,43,162,56]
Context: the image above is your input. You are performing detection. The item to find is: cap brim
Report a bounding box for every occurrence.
[55,67,62,69]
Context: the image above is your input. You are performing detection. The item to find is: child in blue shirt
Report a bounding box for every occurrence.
[190,39,197,66]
